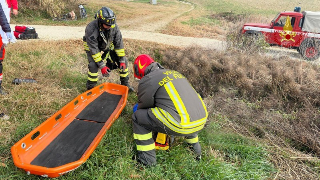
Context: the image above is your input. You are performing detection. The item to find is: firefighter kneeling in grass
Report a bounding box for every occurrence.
[132,54,208,166]
[83,7,134,92]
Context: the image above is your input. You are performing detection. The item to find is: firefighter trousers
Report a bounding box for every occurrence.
[86,50,129,90]
[132,108,202,166]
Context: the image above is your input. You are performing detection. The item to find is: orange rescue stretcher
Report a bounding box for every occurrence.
[11,83,128,178]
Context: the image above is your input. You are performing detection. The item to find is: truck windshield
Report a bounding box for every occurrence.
[272,13,280,23]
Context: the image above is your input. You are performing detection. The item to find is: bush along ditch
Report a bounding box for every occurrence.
[160,45,320,158]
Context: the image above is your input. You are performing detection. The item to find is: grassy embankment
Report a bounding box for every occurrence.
[0,41,277,180]
[1,0,320,179]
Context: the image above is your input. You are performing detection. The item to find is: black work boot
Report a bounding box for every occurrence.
[135,151,157,167]
[120,77,135,92]
[188,142,202,161]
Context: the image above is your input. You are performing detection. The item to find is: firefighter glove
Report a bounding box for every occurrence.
[6,32,16,43]
[101,66,111,77]
[119,62,126,70]
[133,103,138,112]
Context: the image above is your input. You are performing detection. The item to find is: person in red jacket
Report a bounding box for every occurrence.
[7,0,18,16]
[0,3,14,95]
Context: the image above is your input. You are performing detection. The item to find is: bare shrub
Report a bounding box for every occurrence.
[225,14,271,55]
[226,27,269,54]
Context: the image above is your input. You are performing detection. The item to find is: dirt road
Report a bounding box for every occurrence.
[12,24,225,51]
[12,24,315,63]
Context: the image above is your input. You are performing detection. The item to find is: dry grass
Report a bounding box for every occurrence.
[89,0,192,33]
[161,4,227,40]
[1,40,85,146]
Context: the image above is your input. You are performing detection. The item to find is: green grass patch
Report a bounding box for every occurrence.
[60,72,87,91]
[201,118,276,179]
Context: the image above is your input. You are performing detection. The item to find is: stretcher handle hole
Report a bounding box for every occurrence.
[87,92,92,96]
[74,100,79,105]
[55,114,62,121]
[31,131,40,140]
[100,85,104,89]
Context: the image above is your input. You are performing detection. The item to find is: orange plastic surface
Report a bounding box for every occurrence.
[11,83,128,178]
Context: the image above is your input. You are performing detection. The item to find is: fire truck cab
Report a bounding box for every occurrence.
[242,7,320,60]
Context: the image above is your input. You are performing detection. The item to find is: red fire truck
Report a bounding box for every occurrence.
[241,7,320,60]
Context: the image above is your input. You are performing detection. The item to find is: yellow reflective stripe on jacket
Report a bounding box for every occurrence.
[154,107,206,129]
[83,41,89,51]
[151,108,205,134]
[157,108,180,127]
[136,143,155,151]
[159,108,206,128]
[92,52,102,62]
[185,136,199,144]
[134,132,152,141]
[115,49,125,57]
[164,82,189,124]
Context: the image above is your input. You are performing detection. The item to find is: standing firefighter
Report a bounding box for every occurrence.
[83,7,134,91]
[132,54,208,166]
[0,2,14,95]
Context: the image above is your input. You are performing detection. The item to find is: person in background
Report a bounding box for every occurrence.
[83,7,134,92]
[0,0,17,45]
[131,54,208,166]
[0,3,15,94]
[7,0,18,16]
